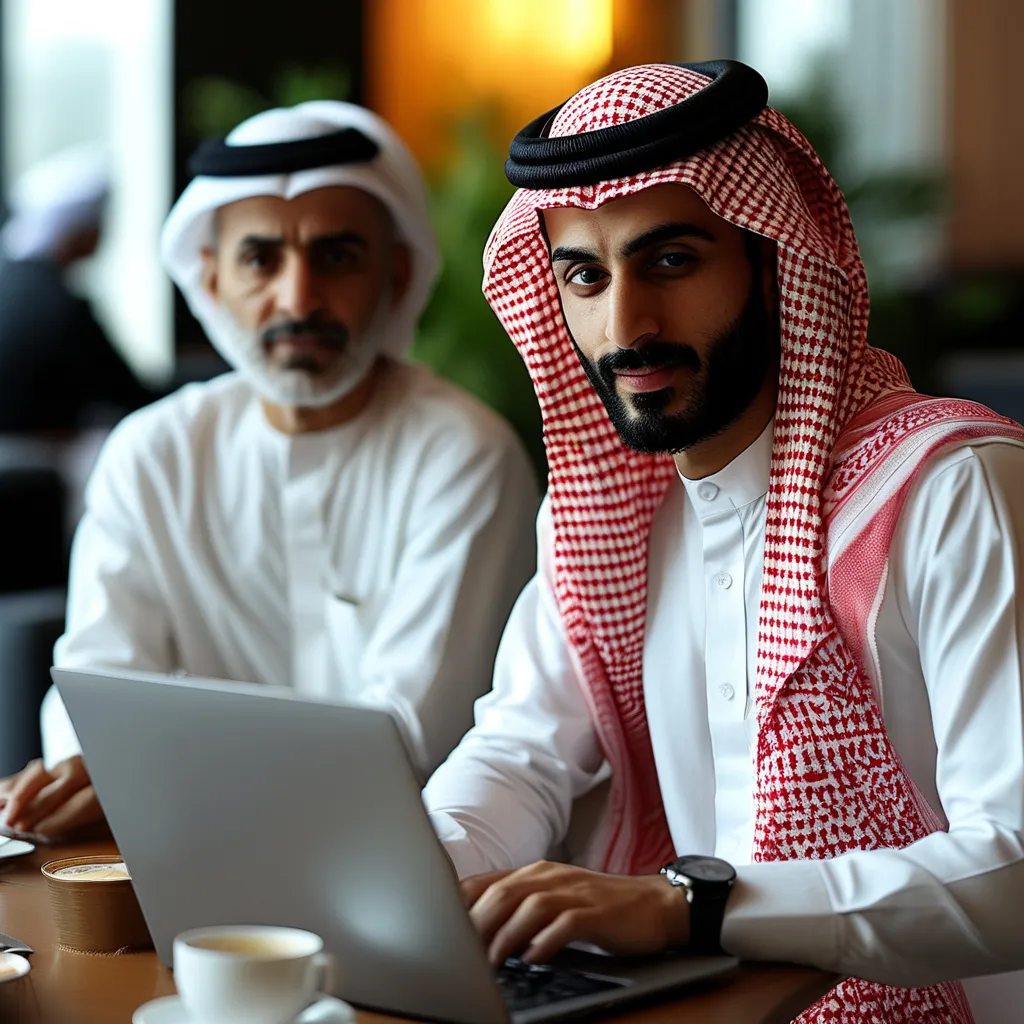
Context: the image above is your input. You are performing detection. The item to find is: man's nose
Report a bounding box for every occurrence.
[604,277,659,349]
[273,252,321,320]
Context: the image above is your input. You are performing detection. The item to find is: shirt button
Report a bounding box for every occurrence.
[716,572,733,590]
[697,482,719,501]
[718,684,736,701]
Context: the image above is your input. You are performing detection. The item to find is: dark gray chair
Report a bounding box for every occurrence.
[0,462,67,594]
[0,588,65,775]
[0,453,70,774]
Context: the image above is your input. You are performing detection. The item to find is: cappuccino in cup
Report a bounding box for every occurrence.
[174,925,334,1024]
[41,855,151,953]
[51,862,130,881]
[189,934,300,957]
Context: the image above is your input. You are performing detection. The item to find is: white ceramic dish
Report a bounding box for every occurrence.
[0,836,35,860]
[132,993,355,1023]
[0,951,31,984]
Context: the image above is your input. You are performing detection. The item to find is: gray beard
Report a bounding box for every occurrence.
[202,295,394,408]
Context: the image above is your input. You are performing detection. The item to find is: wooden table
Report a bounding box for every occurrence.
[0,840,838,1024]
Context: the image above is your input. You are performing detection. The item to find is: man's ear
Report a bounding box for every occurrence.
[200,247,219,301]
[389,243,412,308]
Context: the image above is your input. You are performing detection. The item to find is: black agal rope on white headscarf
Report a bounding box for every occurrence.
[188,128,380,178]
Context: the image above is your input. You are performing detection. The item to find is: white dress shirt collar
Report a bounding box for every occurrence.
[676,417,774,516]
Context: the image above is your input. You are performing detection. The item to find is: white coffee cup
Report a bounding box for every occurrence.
[173,925,333,1024]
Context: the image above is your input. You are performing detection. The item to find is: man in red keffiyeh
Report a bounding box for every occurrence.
[425,62,1024,1022]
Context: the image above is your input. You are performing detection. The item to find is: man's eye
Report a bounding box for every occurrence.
[654,251,695,268]
[318,245,356,267]
[241,249,275,270]
[567,267,607,286]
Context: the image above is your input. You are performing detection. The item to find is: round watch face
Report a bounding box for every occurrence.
[676,856,736,883]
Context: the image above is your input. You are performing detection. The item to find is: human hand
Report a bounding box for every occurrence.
[461,860,689,965]
[0,755,103,839]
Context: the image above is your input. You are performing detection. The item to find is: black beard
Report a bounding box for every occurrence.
[574,283,772,455]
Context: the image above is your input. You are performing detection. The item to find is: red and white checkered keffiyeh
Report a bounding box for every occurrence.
[483,63,1024,1023]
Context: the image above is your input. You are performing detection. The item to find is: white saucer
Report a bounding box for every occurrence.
[133,993,355,1023]
[0,836,35,860]
[0,951,31,984]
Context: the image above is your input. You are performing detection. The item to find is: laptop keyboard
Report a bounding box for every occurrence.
[498,957,626,1012]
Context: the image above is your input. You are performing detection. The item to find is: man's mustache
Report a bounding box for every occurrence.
[598,340,701,377]
[261,318,349,349]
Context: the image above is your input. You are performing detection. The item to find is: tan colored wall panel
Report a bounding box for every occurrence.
[948,0,1024,268]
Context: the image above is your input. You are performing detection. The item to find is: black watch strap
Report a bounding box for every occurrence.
[661,855,736,955]
[686,887,730,955]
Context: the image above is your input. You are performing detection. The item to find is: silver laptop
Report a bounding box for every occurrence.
[53,667,738,1024]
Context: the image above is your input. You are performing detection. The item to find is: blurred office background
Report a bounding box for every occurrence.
[0,0,1021,768]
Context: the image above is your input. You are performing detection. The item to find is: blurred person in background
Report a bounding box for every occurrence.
[0,145,153,433]
[0,102,538,838]
[424,62,1024,1023]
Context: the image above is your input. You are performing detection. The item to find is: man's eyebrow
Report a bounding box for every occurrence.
[549,223,717,265]
[236,234,282,250]
[621,221,716,258]
[309,230,369,249]
[550,245,599,264]
[235,231,370,250]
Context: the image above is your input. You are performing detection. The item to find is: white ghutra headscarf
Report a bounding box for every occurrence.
[160,101,440,406]
[3,144,110,262]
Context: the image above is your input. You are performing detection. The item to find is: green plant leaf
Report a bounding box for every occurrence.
[183,76,270,141]
[273,65,352,107]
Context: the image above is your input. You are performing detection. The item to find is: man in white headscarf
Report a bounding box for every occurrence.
[0,144,152,431]
[0,102,539,838]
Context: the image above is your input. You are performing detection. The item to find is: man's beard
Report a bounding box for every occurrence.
[575,283,772,455]
[204,293,392,408]
[261,315,348,375]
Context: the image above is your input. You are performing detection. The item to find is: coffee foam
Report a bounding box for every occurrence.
[190,935,305,958]
[51,862,130,881]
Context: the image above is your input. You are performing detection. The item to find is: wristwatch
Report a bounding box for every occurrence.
[660,855,737,954]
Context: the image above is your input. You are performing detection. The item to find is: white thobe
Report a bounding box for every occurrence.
[424,420,1024,1022]
[43,362,540,777]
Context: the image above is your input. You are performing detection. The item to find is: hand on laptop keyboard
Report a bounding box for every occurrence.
[497,957,625,1012]
[463,861,689,966]
[0,755,103,839]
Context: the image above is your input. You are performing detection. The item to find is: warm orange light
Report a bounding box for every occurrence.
[479,0,614,81]
[366,0,617,167]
